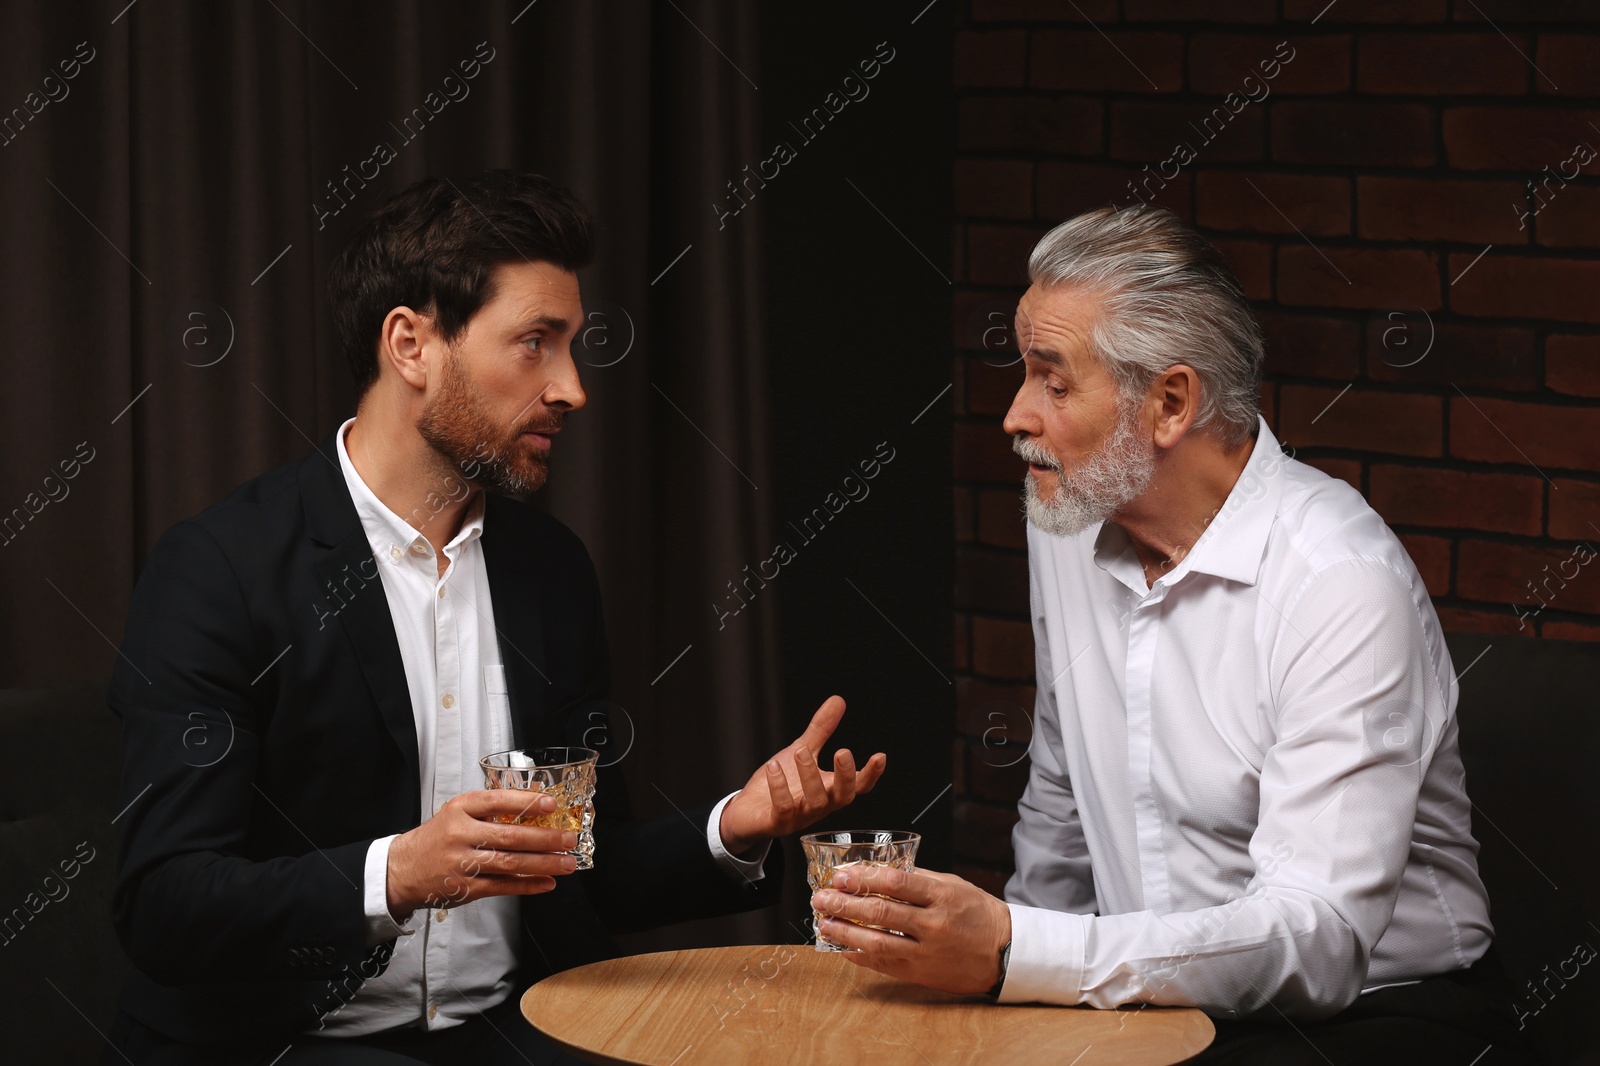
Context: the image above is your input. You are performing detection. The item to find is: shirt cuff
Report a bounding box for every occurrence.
[999,903,1089,1005]
[363,834,416,946]
[706,792,768,883]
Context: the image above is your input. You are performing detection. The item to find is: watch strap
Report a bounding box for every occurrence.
[985,939,1012,999]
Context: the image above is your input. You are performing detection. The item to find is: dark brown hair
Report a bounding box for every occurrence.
[329,170,594,393]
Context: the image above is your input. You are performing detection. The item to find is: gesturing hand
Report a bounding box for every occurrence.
[717,695,888,856]
[811,866,1012,996]
[386,789,579,920]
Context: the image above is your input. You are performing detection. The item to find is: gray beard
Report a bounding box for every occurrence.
[1013,403,1156,537]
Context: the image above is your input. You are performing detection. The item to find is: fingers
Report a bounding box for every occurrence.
[511,876,559,894]
[461,819,578,883]
[471,844,578,880]
[473,874,560,897]
[400,791,583,916]
[478,822,576,856]
[763,759,796,820]
[794,747,829,810]
[812,888,921,938]
[424,870,559,911]
[830,864,941,906]
[821,869,1012,997]
[794,695,847,755]
[853,752,888,794]
[829,748,858,805]
[814,914,920,959]
[460,788,558,821]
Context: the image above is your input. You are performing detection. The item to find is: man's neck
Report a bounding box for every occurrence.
[344,404,480,563]
[1112,429,1256,588]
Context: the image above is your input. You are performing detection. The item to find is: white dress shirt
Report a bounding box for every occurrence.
[1002,415,1492,1020]
[316,418,764,1036]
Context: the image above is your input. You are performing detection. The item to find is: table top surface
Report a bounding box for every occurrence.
[522,945,1214,1066]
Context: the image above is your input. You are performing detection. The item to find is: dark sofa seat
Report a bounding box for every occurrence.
[0,681,129,1066]
[1447,633,1600,1065]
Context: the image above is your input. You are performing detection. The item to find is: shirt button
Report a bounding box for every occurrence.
[411,541,429,556]
[437,586,446,598]
[428,1002,438,1021]
[389,546,402,561]
[435,908,448,922]
[441,693,455,709]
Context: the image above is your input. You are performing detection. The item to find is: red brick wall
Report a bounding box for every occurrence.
[950,1,1600,891]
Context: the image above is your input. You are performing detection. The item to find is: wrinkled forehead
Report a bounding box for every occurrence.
[1016,284,1103,364]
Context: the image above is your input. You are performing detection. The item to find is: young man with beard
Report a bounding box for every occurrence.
[105,170,886,1065]
[808,206,1540,1064]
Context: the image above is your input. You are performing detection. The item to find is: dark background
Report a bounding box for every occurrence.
[5,0,1600,1061]
[758,0,956,914]
[946,0,1600,1059]
[948,0,1600,895]
[0,0,954,1048]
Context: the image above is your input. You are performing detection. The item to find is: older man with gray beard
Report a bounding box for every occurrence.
[808,206,1541,1064]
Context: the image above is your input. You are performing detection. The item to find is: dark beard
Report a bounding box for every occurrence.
[415,352,562,496]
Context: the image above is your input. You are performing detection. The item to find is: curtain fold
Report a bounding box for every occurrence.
[0,0,780,942]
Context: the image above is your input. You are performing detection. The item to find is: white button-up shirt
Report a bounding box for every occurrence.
[317,418,762,1036]
[1002,416,1492,1020]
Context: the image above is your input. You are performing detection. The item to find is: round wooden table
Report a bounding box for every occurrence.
[522,945,1214,1065]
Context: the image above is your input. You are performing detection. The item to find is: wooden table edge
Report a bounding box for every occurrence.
[515,989,619,1066]
[519,947,1217,1066]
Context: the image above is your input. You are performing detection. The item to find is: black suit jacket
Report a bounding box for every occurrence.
[107,430,779,1049]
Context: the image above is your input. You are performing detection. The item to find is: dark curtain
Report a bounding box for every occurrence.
[0,0,781,946]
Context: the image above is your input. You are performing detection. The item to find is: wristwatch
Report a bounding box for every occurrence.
[985,940,1012,1000]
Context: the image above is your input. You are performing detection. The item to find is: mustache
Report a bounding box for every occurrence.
[516,413,566,436]
[1012,434,1060,470]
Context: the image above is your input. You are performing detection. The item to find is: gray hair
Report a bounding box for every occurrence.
[1027,205,1263,447]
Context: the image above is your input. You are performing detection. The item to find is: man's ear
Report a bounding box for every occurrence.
[1151,364,1199,449]
[377,306,434,390]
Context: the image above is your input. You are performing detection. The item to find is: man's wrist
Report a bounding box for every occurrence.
[707,793,771,885]
[716,802,762,858]
[383,833,415,919]
[364,835,414,946]
[724,834,765,860]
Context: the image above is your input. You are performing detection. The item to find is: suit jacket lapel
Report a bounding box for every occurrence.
[300,433,422,807]
[481,495,549,750]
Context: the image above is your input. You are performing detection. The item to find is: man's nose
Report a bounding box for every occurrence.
[1002,380,1036,438]
[545,351,588,412]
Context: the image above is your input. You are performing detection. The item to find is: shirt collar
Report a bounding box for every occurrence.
[334,417,485,562]
[1092,415,1283,591]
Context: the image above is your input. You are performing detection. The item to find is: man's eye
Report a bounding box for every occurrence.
[1045,383,1067,398]
[522,337,543,354]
